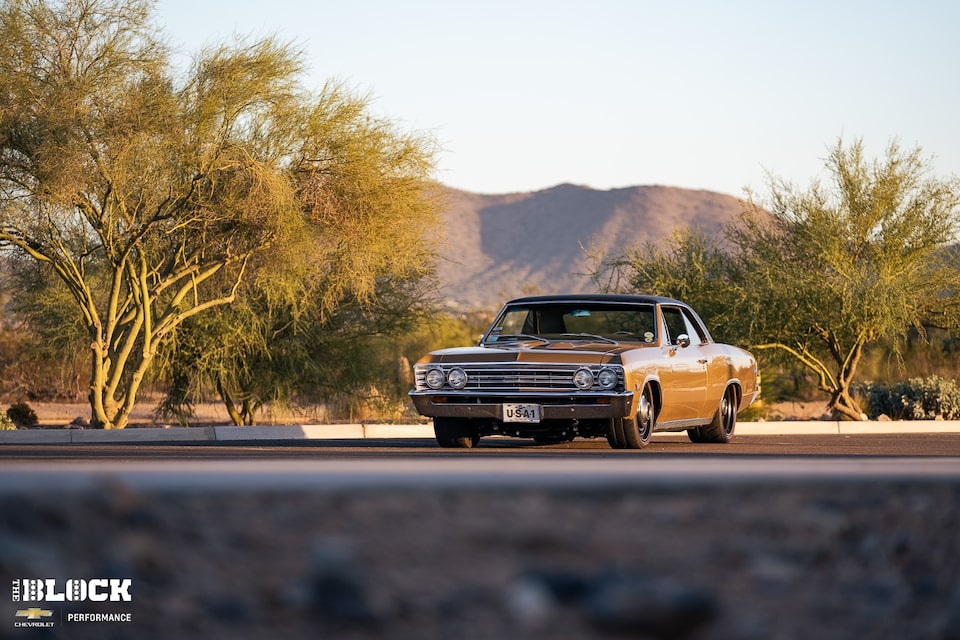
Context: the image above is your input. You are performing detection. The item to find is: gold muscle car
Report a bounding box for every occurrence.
[410,294,760,448]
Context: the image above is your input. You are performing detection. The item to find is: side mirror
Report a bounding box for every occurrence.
[676,334,691,348]
[478,334,485,346]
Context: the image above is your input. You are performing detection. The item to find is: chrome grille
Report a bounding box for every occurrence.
[415,363,625,392]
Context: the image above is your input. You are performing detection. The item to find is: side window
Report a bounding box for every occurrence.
[680,309,707,344]
[661,307,687,346]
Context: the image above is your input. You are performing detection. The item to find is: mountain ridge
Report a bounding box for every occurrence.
[432,183,746,310]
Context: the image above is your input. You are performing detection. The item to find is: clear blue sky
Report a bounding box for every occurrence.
[154,0,959,198]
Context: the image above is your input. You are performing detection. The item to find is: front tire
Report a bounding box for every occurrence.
[434,417,480,448]
[609,384,654,449]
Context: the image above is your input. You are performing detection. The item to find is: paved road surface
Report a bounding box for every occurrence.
[1,432,959,455]
[1,434,958,492]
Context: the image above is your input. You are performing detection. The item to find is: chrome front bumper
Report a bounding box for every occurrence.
[409,390,634,421]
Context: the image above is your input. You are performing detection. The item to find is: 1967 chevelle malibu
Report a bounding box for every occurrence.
[410,294,760,448]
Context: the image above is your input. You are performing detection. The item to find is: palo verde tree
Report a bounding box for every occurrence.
[0,0,440,427]
[154,81,442,426]
[735,139,960,419]
[595,138,960,420]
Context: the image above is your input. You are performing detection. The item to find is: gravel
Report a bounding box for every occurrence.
[2,479,959,639]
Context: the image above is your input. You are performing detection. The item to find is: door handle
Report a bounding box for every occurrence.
[697,359,708,365]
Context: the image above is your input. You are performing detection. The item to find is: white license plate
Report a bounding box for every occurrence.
[503,403,541,423]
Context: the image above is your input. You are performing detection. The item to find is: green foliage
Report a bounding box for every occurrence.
[6,402,38,427]
[592,228,743,344]
[0,411,15,430]
[594,137,960,419]
[156,275,442,424]
[857,376,960,420]
[0,0,440,427]
[398,310,493,365]
[1,256,88,400]
[858,327,960,385]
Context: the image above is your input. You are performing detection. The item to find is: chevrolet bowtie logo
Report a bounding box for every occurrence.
[16,608,53,620]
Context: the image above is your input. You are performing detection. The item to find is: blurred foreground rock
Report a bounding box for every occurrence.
[1,481,958,639]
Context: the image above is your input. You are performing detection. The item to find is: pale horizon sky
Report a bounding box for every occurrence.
[154,0,959,198]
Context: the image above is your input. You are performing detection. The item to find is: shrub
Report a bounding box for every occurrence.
[6,402,39,428]
[858,376,960,420]
[0,412,15,430]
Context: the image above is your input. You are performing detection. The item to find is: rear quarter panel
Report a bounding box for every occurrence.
[705,345,759,413]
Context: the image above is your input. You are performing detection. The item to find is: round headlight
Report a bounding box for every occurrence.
[425,368,445,390]
[597,368,618,390]
[447,367,468,389]
[573,368,594,390]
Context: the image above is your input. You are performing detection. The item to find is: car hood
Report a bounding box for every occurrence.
[421,341,643,366]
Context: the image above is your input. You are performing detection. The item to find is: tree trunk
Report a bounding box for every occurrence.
[241,398,258,426]
[827,385,866,421]
[828,339,867,421]
[217,376,244,426]
[89,347,130,430]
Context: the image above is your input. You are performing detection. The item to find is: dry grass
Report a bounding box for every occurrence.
[27,399,826,428]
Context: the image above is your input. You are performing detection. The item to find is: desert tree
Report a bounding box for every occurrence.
[154,82,442,426]
[737,139,960,418]
[158,273,435,426]
[590,227,744,343]
[0,0,440,427]
[594,138,960,419]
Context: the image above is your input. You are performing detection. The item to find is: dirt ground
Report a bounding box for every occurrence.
[25,399,831,428]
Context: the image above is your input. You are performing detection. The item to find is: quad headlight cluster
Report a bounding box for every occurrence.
[417,364,622,391]
[424,366,468,390]
[573,367,620,391]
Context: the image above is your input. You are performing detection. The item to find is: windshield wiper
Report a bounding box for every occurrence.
[490,333,552,344]
[560,332,619,344]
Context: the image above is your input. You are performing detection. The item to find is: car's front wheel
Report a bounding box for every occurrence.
[608,384,654,449]
[434,417,481,448]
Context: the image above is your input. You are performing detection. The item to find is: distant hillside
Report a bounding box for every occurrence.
[433,183,746,310]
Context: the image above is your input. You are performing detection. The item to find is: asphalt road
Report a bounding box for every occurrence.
[1,434,959,492]
[1,432,959,457]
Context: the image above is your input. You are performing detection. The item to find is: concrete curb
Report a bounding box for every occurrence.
[0,421,958,445]
[739,421,960,436]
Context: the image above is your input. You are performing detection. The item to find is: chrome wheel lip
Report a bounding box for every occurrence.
[637,387,653,442]
[721,389,736,436]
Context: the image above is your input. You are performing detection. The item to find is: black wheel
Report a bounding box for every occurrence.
[606,418,626,449]
[617,384,654,449]
[687,427,704,443]
[699,385,738,443]
[434,417,480,448]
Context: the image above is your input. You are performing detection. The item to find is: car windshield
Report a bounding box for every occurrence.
[485,303,657,344]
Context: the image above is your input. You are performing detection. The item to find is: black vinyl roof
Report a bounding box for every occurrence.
[504,293,684,306]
